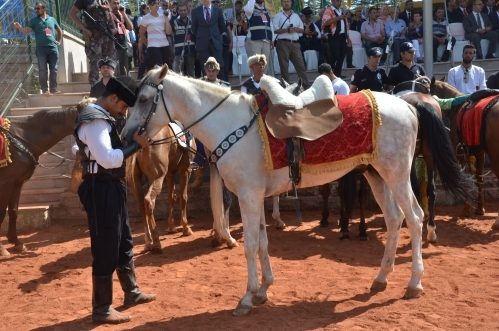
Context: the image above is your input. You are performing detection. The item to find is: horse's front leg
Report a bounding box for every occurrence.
[233,192,264,316]
[474,153,485,215]
[254,205,274,306]
[7,185,25,252]
[320,183,330,227]
[271,196,286,229]
[165,172,178,234]
[144,177,164,254]
[179,165,193,236]
[358,176,369,241]
[0,205,9,256]
[426,164,437,243]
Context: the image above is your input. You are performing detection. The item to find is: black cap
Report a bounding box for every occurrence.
[367,47,383,57]
[105,76,139,107]
[301,7,313,15]
[400,42,416,53]
[211,0,220,2]
[97,58,117,69]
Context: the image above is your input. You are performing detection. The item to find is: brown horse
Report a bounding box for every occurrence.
[126,125,195,254]
[0,104,82,256]
[430,78,499,228]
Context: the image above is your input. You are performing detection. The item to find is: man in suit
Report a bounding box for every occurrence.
[398,0,414,26]
[446,0,456,23]
[482,0,497,15]
[463,0,498,59]
[452,0,471,23]
[490,6,499,31]
[191,0,226,79]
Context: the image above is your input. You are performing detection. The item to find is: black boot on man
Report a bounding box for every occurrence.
[92,275,131,324]
[117,259,157,307]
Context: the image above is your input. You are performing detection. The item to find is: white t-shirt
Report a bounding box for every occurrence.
[447,64,486,94]
[332,77,350,95]
[140,13,169,47]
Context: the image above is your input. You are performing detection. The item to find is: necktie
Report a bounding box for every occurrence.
[205,6,211,22]
[476,13,482,28]
[408,12,411,22]
[464,8,468,16]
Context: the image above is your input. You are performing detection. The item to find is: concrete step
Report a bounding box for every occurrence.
[0,204,54,232]
[71,72,89,83]
[58,82,91,94]
[8,106,63,117]
[26,92,89,108]
[22,175,70,190]
[19,187,67,205]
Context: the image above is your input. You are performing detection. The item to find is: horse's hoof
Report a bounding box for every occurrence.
[370,280,387,292]
[427,233,437,243]
[232,303,253,316]
[151,246,163,254]
[227,240,239,248]
[320,221,329,228]
[0,248,10,256]
[359,235,369,241]
[167,227,178,234]
[14,244,26,252]
[183,228,194,236]
[252,294,268,306]
[275,221,287,229]
[492,222,499,230]
[339,232,350,240]
[211,237,223,248]
[403,286,423,299]
[475,208,485,216]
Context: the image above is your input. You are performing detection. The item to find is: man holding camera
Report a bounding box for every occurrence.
[273,0,309,86]
[322,0,351,78]
[110,0,133,75]
[69,0,117,86]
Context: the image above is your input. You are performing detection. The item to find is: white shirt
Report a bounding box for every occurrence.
[273,11,303,41]
[141,13,169,47]
[75,104,124,172]
[332,7,345,34]
[244,0,274,40]
[332,77,350,95]
[448,64,487,94]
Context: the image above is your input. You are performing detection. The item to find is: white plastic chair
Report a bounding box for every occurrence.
[449,23,466,41]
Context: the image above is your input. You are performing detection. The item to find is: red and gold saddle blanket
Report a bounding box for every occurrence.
[256,90,381,174]
[456,95,499,147]
[0,118,12,168]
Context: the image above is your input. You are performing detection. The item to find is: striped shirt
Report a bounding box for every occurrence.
[141,13,169,48]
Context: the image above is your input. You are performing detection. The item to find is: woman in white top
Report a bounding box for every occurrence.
[139,0,173,70]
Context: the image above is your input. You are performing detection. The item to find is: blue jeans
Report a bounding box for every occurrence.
[36,46,59,92]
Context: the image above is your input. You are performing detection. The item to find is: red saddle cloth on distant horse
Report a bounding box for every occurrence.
[256,91,381,174]
[456,95,499,147]
[0,118,12,168]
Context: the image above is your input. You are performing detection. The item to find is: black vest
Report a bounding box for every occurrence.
[74,105,125,179]
[241,77,261,95]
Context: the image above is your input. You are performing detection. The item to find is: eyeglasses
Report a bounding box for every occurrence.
[35,7,43,9]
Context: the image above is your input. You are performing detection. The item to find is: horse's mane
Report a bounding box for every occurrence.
[433,79,463,97]
[11,107,79,128]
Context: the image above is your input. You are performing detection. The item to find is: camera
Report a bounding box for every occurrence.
[119,6,124,11]
[289,24,293,27]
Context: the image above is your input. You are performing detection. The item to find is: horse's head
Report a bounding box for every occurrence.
[122,65,170,143]
[429,75,462,99]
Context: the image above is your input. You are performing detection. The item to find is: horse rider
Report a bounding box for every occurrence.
[74,76,156,324]
[350,47,389,93]
[69,0,117,86]
[240,53,280,95]
[190,57,230,189]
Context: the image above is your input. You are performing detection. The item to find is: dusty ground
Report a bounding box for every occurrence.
[1,201,499,331]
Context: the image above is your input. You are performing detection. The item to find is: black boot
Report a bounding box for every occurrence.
[92,275,131,324]
[117,260,157,307]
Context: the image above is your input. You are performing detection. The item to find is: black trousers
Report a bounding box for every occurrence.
[327,33,347,76]
[78,175,134,276]
[147,46,172,71]
[197,39,225,80]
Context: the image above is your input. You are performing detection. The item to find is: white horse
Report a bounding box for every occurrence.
[123,65,425,316]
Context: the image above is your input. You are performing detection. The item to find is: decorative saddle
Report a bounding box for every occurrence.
[260,75,344,141]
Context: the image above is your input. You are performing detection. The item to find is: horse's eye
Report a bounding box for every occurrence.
[139,97,147,103]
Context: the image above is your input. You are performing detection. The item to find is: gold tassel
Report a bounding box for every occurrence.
[0,118,12,168]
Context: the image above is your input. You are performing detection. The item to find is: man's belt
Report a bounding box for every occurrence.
[279,38,299,43]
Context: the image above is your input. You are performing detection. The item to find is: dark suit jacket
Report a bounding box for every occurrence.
[463,11,493,34]
[482,5,497,15]
[191,5,225,52]
[398,10,412,26]
[487,71,499,88]
[452,7,470,23]
[489,10,499,30]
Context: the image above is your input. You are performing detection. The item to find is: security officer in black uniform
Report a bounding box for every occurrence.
[350,47,389,93]
[387,41,426,90]
[74,76,156,325]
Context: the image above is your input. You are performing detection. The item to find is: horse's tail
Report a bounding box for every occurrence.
[416,101,476,202]
[125,152,138,187]
[209,164,237,247]
[338,170,358,219]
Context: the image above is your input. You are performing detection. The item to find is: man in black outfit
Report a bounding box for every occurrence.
[387,41,426,90]
[74,76,156,325]
[90,58,116,98]
[350,47,388,93]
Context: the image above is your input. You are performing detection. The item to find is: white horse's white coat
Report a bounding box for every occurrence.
[123,67,425,316]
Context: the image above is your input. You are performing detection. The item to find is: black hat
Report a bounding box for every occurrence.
[400,42,416,53]
[211,0,220,2]
[301,7,313,15]
[367,47,383,57]
[105,76,139,107]
[97,58,117,69]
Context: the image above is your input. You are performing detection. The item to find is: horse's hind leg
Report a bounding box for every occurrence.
[179,166,193,236]
[271,196,286,229]
[474,153,486,215]
[165,172,177,234]
[358,176,369,241]
[426,161,438,243]
[320,183,330,227]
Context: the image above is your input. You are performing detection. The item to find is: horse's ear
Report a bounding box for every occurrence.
[440,76,446,82]
[298,78,302,87]
[158,64,169,80]
[431,76,436,85]
[280,78,289,87]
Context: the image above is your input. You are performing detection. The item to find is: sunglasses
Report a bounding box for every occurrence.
[35,7,43,9]
[463,68,469,83]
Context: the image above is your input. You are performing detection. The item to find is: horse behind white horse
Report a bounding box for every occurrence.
[123,65,425,316]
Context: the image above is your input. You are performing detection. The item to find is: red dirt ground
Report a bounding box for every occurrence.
[1,201,499,331]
